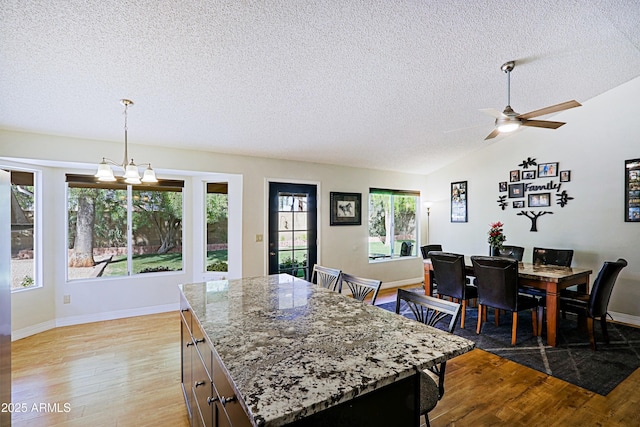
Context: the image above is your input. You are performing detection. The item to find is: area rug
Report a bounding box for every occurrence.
[377,300,640,395]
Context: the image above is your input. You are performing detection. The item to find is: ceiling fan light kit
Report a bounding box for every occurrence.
[482,61,581,140]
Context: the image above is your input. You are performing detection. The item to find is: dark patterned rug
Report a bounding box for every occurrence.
[377,300,640,395]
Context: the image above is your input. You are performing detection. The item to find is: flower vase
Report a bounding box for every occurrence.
[490,246,500,256]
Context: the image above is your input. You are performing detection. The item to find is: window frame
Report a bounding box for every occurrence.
[65,174,185,281]
[368,188,420,262]
[4,166,42,293]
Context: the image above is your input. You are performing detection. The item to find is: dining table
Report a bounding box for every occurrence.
[423,258,592,347]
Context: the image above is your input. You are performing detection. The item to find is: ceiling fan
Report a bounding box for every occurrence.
[481,61,581,140]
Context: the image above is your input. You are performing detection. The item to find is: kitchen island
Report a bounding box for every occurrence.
[180,274,474,427]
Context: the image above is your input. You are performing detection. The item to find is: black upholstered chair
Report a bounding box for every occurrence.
[560,258,627,350]
[525,247,575,325]
[420,244,443,259]
[400,241,414,256]
[311,265,341,292]
[471,256,539,345]
[499,245,524,261]
[340,273,382,305]
[430,252,477,329]
[395,289,461,427]
[533,247,574,267]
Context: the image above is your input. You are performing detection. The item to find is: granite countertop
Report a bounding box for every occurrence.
[180,274,475,426]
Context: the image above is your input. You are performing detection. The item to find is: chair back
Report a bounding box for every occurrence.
[500,245,524,261]
[430,252,467,300]
[420,244,443,259]
[395,289,461,334]
[340,273,382,305]
[588,258,627,318]
[533,247,573,267]
[400,241,414,256]
[311,265,341,292]
[471,256,520,311]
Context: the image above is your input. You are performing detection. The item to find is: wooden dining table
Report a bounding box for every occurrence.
[423,259,592,347]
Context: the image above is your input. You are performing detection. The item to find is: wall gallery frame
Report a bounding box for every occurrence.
[451,181,468,222]
[330,192,361,225]
[625,158,640,222]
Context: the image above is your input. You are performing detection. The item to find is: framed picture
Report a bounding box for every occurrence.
[508,183,525,198]
[522,170,536,180]
[538,162,559,178]
[510,170,520,182]
[330,192,361,225]
[499,181,507,192]
[513,200,525,208]
[451,181,468,223]
[625,158,640,222]
[528,193,551,207]
[560,170,571,182]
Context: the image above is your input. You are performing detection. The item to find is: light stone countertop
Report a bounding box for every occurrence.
[180,274,475,426]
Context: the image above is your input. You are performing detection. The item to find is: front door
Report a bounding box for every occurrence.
[268,182,317,280]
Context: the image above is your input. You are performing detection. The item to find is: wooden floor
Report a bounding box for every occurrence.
[11,288,640,426]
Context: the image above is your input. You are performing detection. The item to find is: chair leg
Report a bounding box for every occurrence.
[460,299,467,329]
[531,308,538,337]
[511,312,518,346]
[476,305,483,335]
[587,317,597,351]
[494,308,500,326]
[536,306,544,337]
[424,414,431,427]
[600,316,610,344]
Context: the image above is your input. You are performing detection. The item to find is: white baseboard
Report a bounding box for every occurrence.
[609,311,640,327]
[380,277,423,290]
[12,303,179,341]
[11,319,57,341]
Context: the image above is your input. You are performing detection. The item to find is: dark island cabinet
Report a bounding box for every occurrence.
[181,293,251,427]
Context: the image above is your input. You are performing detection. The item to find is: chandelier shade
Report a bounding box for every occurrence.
[95,99,157,184]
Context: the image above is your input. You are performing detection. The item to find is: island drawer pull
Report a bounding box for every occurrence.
[220,395,236,407]
[194,381,206,388]
[207,396,219,405]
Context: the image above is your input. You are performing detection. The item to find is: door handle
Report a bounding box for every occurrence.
[269,252,276,256]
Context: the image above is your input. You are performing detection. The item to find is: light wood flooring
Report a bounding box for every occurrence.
[10,287,640,426]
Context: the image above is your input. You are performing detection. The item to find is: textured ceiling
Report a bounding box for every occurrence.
[1,0,640,175]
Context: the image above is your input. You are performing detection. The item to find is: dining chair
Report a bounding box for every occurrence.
[340,273,382,305]
[560,258,627,350]
[499,245,524,261]
[525,247,575,324]
[471,256,539,345]
[395,289,461,427]
[400,241,414,256]
[533,247,574,267]
[429,251,477,329]
[420,244,443,259]
[310,265,342,292]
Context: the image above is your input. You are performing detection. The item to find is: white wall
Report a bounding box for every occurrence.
[1,133,426,337]
[425,76,640,325]
[4,76,638,336]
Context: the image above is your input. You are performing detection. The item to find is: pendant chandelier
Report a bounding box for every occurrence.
[95,99,157,184]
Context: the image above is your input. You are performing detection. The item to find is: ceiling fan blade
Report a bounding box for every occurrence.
[479,108,506,119]
[520,119,565,129]
[484,128,500,140]
[517,100,581,120]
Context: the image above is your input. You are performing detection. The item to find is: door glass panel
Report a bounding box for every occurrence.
[269,184,316,281]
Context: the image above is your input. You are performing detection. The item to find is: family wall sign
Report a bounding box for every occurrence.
[496,157,573,231]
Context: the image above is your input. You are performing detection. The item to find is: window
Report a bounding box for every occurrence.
[6,169,39,291]
[66,174,184,280]
[205,182,228,273]
[368,188,419,260]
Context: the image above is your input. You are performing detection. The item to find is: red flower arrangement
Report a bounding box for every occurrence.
[487,221,506,249]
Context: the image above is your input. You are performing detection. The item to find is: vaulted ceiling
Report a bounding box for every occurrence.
[2,1,639,174]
